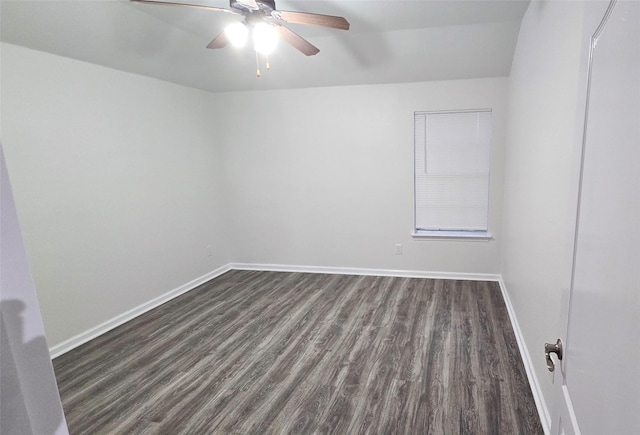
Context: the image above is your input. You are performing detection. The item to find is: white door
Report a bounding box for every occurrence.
[551,1,640,434]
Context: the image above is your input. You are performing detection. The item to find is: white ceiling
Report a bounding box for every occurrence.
[1,0,530,93]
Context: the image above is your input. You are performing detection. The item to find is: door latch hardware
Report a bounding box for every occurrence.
[544,338,563,372]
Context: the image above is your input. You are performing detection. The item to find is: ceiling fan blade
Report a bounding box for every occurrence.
[272,10,350,30]
[273,25,320,56]
[130,0,237,14]
[206,31,229,49]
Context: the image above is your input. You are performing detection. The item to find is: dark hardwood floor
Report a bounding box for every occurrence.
[53,270,543,434]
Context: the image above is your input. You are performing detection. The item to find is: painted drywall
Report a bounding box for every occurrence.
[1,144,69,434]
[2,41,509,351]
[216,78,507,274]
[501,0,586,420]
[1,43,229,347]
[0,35,2,136]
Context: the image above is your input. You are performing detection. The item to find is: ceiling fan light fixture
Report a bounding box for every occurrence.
[133,0,350,60]
[225,22,249,48]
[253,22,278,55]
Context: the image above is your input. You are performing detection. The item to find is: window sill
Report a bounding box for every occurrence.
[411,230,492,241]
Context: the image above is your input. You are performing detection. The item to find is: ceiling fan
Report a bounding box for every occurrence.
[130,0,350,59]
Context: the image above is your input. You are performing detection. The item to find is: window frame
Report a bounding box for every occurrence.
[412,108,493,241]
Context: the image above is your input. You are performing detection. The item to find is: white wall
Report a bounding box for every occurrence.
[216,78,508,274]
[1,144,68,434]
[1,43,229,347]
[2,44,509,350]
[501,0,587,421]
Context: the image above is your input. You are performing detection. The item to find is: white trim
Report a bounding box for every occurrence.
[498,277,551,434]
[561,385,582,435]
[229,263,500,282]
[49,264,232,359]
[414,108,493,115]
[49,263,496,359]
[48,263,547,434]
[411,231,493,241]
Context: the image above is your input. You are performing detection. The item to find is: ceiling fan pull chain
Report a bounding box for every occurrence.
[266,55,270,71]
[255,51,261,77]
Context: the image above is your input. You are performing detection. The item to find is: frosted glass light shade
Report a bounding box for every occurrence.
[253,22,278,55]
[225,22,249,47]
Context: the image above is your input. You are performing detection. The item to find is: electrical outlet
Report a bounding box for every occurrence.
[395,244,403,255]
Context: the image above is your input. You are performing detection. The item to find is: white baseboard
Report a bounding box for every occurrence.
[49,263,499,359]
[229,262,501,282]
[233,264,549,431]
[49,262,547,434]
[48,264,232,359]
[498,277,551,434]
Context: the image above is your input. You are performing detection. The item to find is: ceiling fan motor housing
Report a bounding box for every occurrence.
[230,0,276,14]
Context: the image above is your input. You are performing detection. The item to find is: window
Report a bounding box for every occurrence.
[414,109,492,238]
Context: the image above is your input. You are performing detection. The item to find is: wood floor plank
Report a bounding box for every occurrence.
[53,270,543,434]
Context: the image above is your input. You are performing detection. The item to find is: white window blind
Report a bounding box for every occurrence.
[414,109,492,234]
